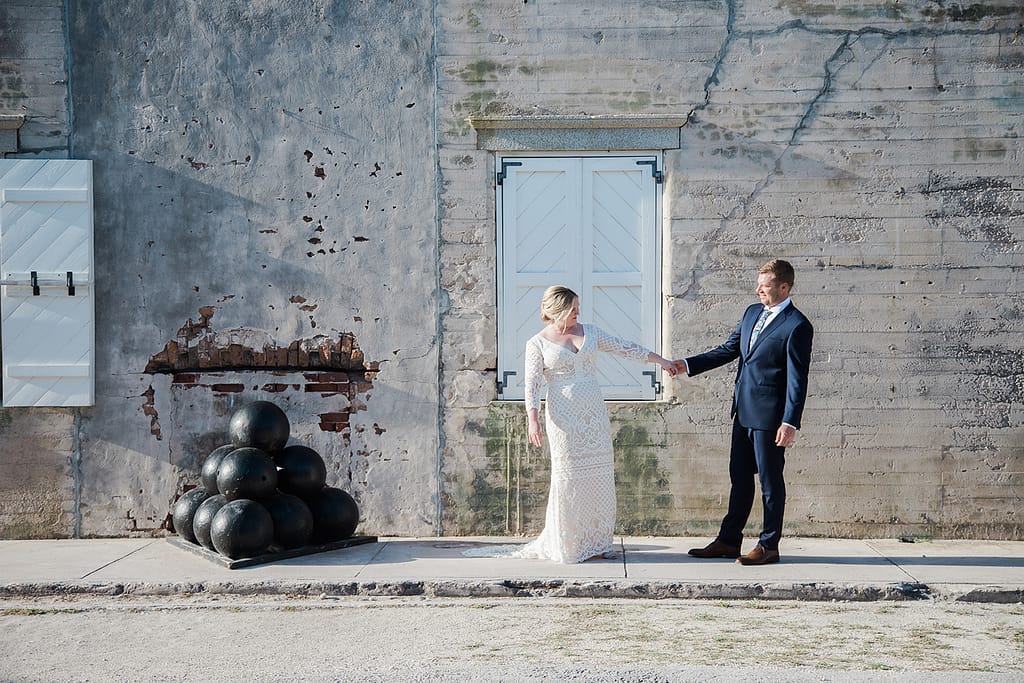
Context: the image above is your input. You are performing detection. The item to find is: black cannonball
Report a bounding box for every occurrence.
[216,447,278,501]
[264,492,314,549]
[171,487,213,544]
[199,444,234,492]
[309,487,360,542]
[192,493,228,551]
[229,401,290,452]
[210,499,273,559]
[274,445,327,499]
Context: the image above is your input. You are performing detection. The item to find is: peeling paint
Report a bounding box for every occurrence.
[144,311,379,461]
[146,310,374,374]
[140,385,162,439]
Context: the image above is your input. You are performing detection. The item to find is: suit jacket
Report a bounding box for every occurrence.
[686,302,813,431]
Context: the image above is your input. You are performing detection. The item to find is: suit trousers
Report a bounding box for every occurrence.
[718,418,787,550]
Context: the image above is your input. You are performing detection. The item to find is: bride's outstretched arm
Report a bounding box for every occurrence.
[524,338,545,446]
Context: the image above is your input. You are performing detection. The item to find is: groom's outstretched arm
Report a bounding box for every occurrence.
[680,322,743,377]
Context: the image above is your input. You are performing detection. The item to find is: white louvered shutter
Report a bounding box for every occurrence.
[0,160,95,407]
[497,155,661,401]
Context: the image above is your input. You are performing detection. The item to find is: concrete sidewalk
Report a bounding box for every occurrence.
[1,536,1021,602]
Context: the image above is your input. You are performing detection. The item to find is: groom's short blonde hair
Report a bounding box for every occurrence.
[759,259,795,288]
[540,286,578,323]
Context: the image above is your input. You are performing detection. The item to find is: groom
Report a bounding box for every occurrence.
[676,259,813,565]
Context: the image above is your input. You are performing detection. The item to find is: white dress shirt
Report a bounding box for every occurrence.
[754,297,791,341]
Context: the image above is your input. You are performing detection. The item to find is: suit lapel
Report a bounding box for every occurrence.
[742,305,762,357]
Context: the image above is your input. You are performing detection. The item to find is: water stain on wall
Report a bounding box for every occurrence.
[613,424,674,535]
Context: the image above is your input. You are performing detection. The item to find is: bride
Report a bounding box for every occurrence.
[476,285,677,564]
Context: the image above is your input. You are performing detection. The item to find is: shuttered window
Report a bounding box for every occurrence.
[496,154,662,401]
[0,159,95,407]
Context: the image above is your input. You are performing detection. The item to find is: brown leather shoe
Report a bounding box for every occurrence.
[688,539,741,559]
[736,545,780,565]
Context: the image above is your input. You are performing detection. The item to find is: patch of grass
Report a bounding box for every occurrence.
[1,607,84,616]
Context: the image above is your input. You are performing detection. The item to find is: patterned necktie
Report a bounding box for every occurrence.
[749,307,772,349]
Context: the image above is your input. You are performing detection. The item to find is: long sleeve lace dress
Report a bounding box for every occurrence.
[514,323,652,563]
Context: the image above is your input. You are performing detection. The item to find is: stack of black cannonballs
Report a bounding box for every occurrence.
[171,400,360,560]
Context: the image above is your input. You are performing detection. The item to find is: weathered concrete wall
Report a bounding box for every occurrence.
[1,1,441,537]
[437,1,1024,540]
[0,0,70,157]
[2,1,1022,541]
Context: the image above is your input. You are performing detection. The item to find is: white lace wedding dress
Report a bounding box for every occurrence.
[467,323,651,564]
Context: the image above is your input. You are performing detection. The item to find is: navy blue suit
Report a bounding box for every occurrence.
[686,302,813,550]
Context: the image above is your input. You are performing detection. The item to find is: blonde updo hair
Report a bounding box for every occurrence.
[540,285,578,324]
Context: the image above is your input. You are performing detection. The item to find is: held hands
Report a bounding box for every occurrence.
[657,356,679,378]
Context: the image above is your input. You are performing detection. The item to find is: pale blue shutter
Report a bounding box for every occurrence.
[497,155,660,401]
[0,160,95,407]
[582,157,660,399]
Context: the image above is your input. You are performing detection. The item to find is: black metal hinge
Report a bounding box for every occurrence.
[636,159,663,184]
[496,160,523,185]
[496,370,517,394]
[642,370,663,396]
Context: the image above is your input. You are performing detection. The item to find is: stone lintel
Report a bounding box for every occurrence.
[469,115,685,151]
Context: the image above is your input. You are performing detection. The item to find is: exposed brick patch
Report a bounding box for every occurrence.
[319,411,350,433]
[145,309,378,436]
[146,311,369,374]
[175,306,216,343]
[261,383,294,393]
[210,383,245,393]
[304,372,350,383]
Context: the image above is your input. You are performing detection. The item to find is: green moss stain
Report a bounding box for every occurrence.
[0,65,27,108]
[613,424,674,535]
[779,0,1017,22]
[457,59,501,83]
[448,405,683,536]
[449,89,513,136]
[445,404,549,535]
[0,519,54,539]
[608,91,653,113]
[0,409,13,434]
[454,90,507,116]
[776,1,909,21]
[923,3,1021,22]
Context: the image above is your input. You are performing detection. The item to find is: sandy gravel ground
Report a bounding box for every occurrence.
[1,594,1021,681]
